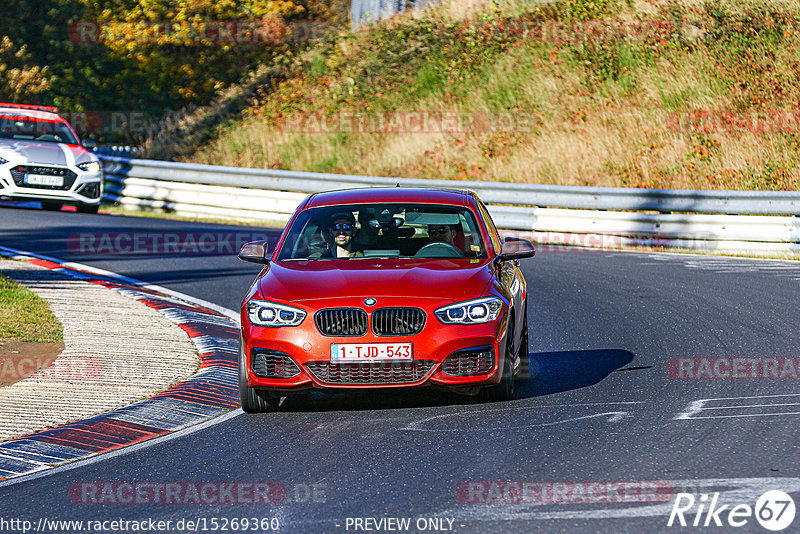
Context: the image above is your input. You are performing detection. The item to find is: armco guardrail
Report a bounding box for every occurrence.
[100,157,800,215]
[100,156,800,257]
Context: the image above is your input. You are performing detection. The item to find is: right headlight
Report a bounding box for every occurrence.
[77,161,101,173]
[247,299,306,327]
[435,297,503,325]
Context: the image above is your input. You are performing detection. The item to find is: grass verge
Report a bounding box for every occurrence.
[0,273,63,343]
[99,205,262,226]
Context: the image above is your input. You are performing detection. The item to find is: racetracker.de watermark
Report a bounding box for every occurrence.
[448,17,679,43]
[667,110,800,135]
[668,357,800,379]
[275,111,540,134]
[1,516,283,533]
[58,110,158,137]
[67,232,272,256]
[69,482,326,505]
[523,232,624,252]
[456,481,674,504]
[69,20,288,45]
[0,355,101,383]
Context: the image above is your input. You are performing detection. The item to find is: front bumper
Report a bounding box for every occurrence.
[0,164,102,205]
[241,298,510,391]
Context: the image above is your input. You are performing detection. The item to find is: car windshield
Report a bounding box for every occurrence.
[0,114,79,144]
[277,203,488,260]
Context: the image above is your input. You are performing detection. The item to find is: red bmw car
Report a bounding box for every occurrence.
[237,187,535,412]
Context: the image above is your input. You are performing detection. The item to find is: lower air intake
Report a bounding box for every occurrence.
[441,345,495,376]
[251,349,301,378]
[77,181,101,199]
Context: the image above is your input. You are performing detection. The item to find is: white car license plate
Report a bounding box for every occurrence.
[25,174,63,187]
[331,342,412,361]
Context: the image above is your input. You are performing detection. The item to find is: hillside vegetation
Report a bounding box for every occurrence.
[182,0,800,190]
[1,0,347,143]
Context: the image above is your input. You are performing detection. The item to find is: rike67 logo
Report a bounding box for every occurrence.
[668,490,796,531]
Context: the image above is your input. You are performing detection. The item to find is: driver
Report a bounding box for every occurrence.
[427,224,456,245]
[317,212,363,258]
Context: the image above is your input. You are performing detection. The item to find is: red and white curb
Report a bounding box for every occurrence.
[0,246,241,482]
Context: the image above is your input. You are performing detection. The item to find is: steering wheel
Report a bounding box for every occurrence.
[414,241,465,258]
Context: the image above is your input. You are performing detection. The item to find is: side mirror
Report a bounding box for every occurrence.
[238,241,270,264]
[81,138,97,149]
[498,237,535,261]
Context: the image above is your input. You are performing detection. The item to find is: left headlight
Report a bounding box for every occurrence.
[77,161,101,173]
[247,299,306,327]
[435,297,503,325]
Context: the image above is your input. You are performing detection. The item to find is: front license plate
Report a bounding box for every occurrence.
[24,174,63,187]
[331,342,412,361]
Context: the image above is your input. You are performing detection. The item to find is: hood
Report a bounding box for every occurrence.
[0,139,91,165]
[258,258,495,303]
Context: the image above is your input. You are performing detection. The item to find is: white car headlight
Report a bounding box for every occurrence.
[435,297,503,325]
[247,299,306,327]
[77,161,101,173]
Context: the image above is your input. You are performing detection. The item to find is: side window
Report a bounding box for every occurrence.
[477,201,502,254]
[456,212,481,257]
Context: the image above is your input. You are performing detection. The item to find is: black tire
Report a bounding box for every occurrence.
[482,314,516,402]
[519,304,530,380]
[238,342,278,413]
[76,203,100,214]
[41,201,63,211]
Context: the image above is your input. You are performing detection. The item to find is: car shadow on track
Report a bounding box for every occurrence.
[517,348,635,397]
[278,388,477,412]
[276,349,635,412]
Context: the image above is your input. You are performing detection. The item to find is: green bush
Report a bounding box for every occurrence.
[0,0,346,143]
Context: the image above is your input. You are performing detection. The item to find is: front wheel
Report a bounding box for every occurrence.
[238,342,278,413]
[482,316,516,402]
[519,304,529,380]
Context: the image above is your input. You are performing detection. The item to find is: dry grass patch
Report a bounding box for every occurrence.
[177,0,800,191]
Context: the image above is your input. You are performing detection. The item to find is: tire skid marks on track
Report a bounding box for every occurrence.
[642,254,800,277]
[0,247,240,481]
[401,401,643,431]
[675,393,800,420]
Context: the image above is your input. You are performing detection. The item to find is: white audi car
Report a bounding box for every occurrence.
[0,102,103,213]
